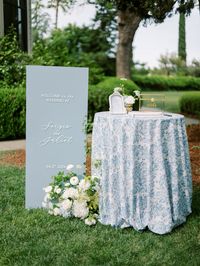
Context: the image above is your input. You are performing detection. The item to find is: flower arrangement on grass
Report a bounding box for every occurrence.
[42,164,99,226]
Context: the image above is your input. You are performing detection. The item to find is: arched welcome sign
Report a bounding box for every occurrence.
[26,66,88,208]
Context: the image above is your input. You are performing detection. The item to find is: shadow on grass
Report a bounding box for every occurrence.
[191,185,200,218]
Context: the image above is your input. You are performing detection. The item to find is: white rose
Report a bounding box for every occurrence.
[55,187,62,194]
[85,217,97,226]
[124,96,135,105]
[43,186,52,193]
[73,200,89,219]
[62,187,78,199]
[134,90,140,97]
[60,199,72,211]
[53,207,60,216]
[70,176,79,186]
[78,179,91,191]
[66,164,74,171]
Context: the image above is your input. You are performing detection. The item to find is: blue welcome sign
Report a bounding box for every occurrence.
[26,66,88,208]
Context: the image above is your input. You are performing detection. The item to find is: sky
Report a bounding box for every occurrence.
[44,1,200,68]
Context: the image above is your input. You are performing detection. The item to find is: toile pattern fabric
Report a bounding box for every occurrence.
[91,112,192,235]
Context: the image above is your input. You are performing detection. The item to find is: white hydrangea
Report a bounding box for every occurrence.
[60,199,72,211]
[124,95,135,105]
[78,179,91,191]
[85,217,97,226]
[70,176,79,186]
[73,200,89,219]
[62,187,78,199]
[43,185,52,193]
[66,164,74,171]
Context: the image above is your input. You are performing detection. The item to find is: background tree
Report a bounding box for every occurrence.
[178,11,187,63]
[89,0,197,79]
[32,0,51,42]
[32,25,113,83]
[47,0,75,29]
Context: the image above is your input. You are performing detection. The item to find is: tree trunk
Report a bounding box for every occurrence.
[116,10,142,79]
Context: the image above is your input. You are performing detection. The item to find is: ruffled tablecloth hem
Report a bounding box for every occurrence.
[98,211,192,235]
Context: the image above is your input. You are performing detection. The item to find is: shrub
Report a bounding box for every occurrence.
[88,77,140,122]
[0,87,26,139]
[180,92,200,117]
[132,75,200,91]
[0,28,30,86]
[0,77,139,139]
[32,26,113,84]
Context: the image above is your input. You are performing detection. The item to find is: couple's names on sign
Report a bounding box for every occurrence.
[26,66,88,208]
[40,121,72,146]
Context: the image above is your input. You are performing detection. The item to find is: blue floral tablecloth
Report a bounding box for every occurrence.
[91,112,192,234]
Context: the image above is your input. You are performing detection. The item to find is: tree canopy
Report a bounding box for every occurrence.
[89,0,199,78]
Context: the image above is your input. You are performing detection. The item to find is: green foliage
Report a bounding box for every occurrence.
[0,29,30,86]
[91,1,197,22]
[186,59,200,77]
[0,165,200,265]
[180,92,200,117]
[32,25,113,84]
[133,75,200,91]
[0,87,25,139]
[88,77,140,122]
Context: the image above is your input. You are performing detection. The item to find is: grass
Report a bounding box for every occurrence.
[0,166,200,265]
[142,91,200,113]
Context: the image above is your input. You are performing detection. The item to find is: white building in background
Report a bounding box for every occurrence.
[0,0,32,52]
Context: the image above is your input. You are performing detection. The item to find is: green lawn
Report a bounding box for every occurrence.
[142,91,200,113]
[0,166,200,266]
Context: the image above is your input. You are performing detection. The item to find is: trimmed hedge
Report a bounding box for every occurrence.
[88,77,140,120]
[0,77,139,139]
[180,92,200,117]
[0,88,26,139]
[133,75,200,91]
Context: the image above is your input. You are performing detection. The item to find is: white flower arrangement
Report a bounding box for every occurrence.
[43,164,99,225]
[124,95,135,105]
[113,78,140,107]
